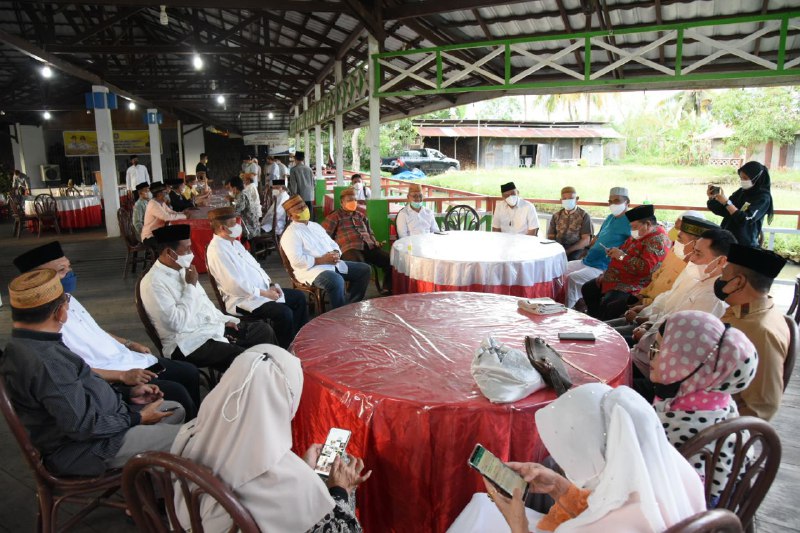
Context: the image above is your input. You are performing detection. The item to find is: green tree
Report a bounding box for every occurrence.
[710,87,800,151]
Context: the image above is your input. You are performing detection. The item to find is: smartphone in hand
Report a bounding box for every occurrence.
[468,444,529,499]
[314,428,352,478]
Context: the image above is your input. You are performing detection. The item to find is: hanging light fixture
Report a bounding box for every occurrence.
[159,5,169,25]
[128,101,137,110]
[41,65,53,78]
[193,54,203,70]
[216,95,226,104]
[268,112,274,119]
[43,111,52,120]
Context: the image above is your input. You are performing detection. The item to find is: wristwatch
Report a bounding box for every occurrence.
[726,200,733,206]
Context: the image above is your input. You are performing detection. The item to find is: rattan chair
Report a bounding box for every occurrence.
[0,370,126,533]
[9,195,37,238]
[122,451,259,533]
[788,275,800,325]
[784,314,798,391]
[278,240,324,315]
[664,509,743,533]
[34,194,61,237]
[678,416,781,533]
[444,204,480,231]
[117,207,153,279]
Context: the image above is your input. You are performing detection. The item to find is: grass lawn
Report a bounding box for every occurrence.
[419,163,800,258]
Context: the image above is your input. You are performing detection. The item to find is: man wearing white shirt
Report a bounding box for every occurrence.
[280,194,371,310]
[207,207,309,348]
[265,156,280,182]
[261,179,290,236]
[140,225,277,371]
[351,174,371,201]
[13,241,200,417]
[241,154,260,177]
[491,181,539,235]
[126,155,151,191]
[395,183,439,238]
[140,182,187,245]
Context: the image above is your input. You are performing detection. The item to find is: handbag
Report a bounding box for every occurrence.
[524,336,573,397]
[471,336,545,404]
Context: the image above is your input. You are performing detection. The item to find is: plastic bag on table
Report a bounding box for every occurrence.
[471,335,545,404]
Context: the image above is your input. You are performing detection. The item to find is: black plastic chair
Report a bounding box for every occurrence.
[444,204,480,231]
[664,509,743,533]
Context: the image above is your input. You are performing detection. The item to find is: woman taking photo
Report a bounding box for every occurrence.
[707,160,773,247]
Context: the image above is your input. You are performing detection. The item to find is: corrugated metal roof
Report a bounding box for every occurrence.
[418,126,624,139]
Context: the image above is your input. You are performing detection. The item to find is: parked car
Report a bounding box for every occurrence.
[380,148,460,174]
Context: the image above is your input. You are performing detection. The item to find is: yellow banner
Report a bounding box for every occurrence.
[63,130,155,157]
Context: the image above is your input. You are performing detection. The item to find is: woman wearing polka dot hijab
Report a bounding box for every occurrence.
[649,310,758,498]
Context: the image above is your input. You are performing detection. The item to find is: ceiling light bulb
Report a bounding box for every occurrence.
[159,5,169,25]
[216,95,225,104]
[128,101,136,110]
[43,111,52,120]
[268,112,274,119]
[193,54,203,70]
[41,65,53,78]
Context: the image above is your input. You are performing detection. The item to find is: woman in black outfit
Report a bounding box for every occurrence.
[706,160,773,247]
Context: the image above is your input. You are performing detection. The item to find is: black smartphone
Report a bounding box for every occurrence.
[468,444,529,499]
[558,332,596,341]
[160,406,180,412]
[314,427,352,478]
[709,185,721,195]
[150,363,167,374]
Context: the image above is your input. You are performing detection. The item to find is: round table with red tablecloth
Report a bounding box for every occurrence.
[24,195,103,230]
[391,231,567,301]
[290,292,630,533]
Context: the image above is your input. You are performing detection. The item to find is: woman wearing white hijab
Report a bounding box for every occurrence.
[171,345,371,532]
[449,383,705,532]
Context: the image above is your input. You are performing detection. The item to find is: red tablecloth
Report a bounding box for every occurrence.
[291,292,630,533]
[24,196,103,230]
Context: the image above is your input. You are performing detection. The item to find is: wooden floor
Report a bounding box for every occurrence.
[0,222,797,532]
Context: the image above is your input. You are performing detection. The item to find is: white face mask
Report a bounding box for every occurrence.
[271,188,280,197]
[630,229,641,240]
[145,192,153,200]
[684,260,706,280]
[505,194,519,207]
[174,252,194,269]
[672,241,686,260]
[609,202,627,216]
[353,182,364,190]
[740,179,754,190]
[561,198,577,210]
[228,224,243,239]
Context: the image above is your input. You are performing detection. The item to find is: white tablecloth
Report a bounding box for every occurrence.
[24,195,101,215]
[390,231,567,287]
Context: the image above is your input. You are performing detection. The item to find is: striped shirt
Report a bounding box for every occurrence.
[1,329,140,476]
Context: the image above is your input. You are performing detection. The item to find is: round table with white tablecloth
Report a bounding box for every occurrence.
[24,195,103,229]
[391,230,567,301]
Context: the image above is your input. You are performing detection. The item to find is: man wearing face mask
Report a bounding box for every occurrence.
[637,213,708,307]
[707,161,774,248]
[321,186,392,295]
[132,182,152,241]
[351,174,371,201]
[140,225,277,372]
[547,186,592,260]
[207,207,309,348]
[491,182,539,235]
[395,183,439,238]
[715,243,789,420]
[565,187,631,308]
[582,204,670,321]
[281,194,372,309]
[141,182,187,249]
[12,241,200,419]
[2,269,185,477]
[166,178,195,213]
[261,179,290,236]
[617,228,734,348]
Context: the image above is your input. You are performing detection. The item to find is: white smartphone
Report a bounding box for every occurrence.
[314,427,352,477]
[468,444,529,499]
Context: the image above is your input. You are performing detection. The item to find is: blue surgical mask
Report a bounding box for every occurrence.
[61,270,77,294]
[410,201,424,210]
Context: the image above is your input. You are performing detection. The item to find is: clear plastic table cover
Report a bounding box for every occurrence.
[291,292,630,533]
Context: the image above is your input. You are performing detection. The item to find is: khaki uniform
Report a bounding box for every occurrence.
[725,297,790,420]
